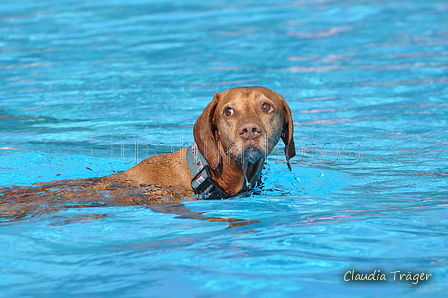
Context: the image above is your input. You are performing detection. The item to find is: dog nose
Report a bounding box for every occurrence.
[239,122,262,140]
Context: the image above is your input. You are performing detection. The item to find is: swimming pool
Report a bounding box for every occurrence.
[1,0,447,296]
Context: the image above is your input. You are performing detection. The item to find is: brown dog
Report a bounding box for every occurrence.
[1,86,295,219]
[123,86,295,198]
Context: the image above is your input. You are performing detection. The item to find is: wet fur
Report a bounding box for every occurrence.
[0,86,295,222]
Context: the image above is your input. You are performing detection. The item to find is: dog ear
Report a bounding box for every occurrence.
[193,93,222,171]
[280,99,296,171]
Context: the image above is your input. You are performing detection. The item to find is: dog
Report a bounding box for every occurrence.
[0,86,295,222]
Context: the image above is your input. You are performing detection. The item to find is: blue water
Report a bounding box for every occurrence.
[1,0,448,297]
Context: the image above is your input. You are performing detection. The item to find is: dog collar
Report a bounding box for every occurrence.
[186,142,230,200]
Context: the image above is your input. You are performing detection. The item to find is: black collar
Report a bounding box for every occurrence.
[186,142,229,199]
[186,142,264,200]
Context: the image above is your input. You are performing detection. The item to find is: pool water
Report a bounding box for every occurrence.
[1,0,448,297]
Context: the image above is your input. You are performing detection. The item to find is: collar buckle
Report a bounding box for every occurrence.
[191,165,228,200]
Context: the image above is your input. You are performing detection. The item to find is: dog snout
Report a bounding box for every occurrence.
[239,122,262,140]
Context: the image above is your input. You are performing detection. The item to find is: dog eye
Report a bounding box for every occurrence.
[223,107,234,117]
[261,103,273,113]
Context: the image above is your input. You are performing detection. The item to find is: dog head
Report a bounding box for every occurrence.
[194,86,295,171]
